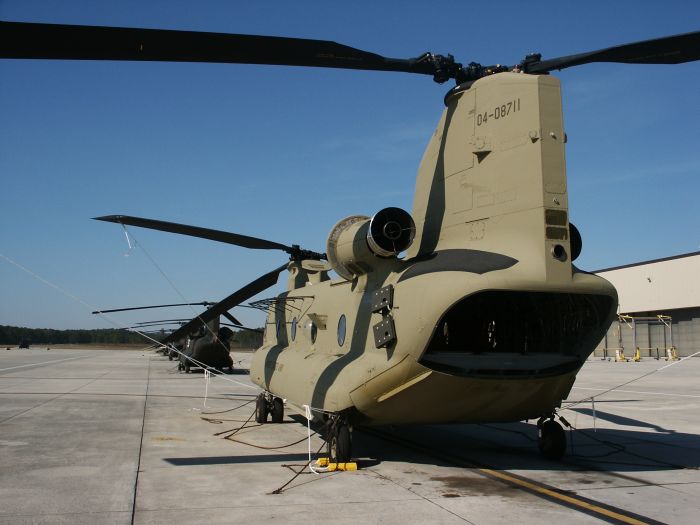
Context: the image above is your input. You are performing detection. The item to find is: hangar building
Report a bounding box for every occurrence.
[593,251,700,358]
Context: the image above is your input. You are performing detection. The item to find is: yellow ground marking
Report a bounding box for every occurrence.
[480,467,651,525]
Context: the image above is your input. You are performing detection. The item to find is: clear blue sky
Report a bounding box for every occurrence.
[1,0,699,330]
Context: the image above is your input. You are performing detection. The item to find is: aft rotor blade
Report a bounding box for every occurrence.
[135,330,176,336]
[221,322,263,334]
[0,21,434,76]
[129,322,185,329]
[221,311,243,327]
[162,264,286,344]
[528,30,700,73]
[133,319,189,327]
[94,215,290,252]
[92,301,214,314]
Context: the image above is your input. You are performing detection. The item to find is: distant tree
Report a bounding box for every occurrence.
[0,325,148,345]
[231,328,263,348]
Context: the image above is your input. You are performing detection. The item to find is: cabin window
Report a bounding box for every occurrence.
[291,317,297,341]
[337,314,347,346]
[304,319,317,344]
[276,319,283,341]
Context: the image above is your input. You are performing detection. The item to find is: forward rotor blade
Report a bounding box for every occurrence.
[528,30,700,73]
[94,215,290,252]
[1,21,434,76]
[162,264,286,344]
[92,301,214,314]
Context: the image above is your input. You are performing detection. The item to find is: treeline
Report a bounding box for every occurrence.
[0,325,147,345]
[230,329,263,348]
[0,325,263,347]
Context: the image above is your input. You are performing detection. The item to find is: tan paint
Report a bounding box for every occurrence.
[250,72,617,425]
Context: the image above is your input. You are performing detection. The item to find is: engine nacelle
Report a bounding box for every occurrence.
[326,207,415,280]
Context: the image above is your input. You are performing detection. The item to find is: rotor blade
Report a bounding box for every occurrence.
[133,319,189,326]
[92,301,214,314]
[528,30,700,73]
[221,311,243,327]
[162,264,286,344]
[94,215,291,252]
[0,20,434,76]
[129,322,185,329]
[134,329,175,336]
[221,322,264,334]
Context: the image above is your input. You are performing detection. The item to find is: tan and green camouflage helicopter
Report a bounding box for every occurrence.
[4,20,698,461]
[91,301,248,371]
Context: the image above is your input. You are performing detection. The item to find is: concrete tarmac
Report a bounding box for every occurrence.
[1,347,699,524]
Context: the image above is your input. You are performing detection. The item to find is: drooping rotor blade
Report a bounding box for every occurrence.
[129,322,185,329]
[162,264,286,344]
[527,30,700,73]
[93,215,325,260]
[221,311,243,327]
[133,319,189,327]
[221,322,264,334]
[133,329,176,336]
[92,301,214,314]
[0,20,436,77]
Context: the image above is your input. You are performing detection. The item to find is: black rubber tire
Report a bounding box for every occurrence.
[329,423,352,463]
[255,394,268,424]
[270,397,284,423]
[538,420,566,459]
[168,355,173,361]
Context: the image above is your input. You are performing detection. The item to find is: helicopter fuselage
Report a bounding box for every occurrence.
[250,72,618,425]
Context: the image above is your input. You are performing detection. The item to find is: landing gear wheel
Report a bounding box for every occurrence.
[168,354,173,361]
[328,422,352,463]
[255,394,268,424]
[177,362,183,371]
[538,419,566,459]
[185,363,191,373]
[270,397,284,423]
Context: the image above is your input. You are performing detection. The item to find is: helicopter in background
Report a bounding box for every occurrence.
[4,20,698,461]
[92,301,257,372]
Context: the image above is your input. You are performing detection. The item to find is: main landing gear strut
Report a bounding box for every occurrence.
[326,415,352,463]
[255,392,284,424]
[255,393,353,463]
[537,414,569,459]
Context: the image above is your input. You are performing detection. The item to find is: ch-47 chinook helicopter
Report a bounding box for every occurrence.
[92,301,253,371]
[4,21,698,461]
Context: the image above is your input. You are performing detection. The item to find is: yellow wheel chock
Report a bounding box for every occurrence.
[315,457,358,471]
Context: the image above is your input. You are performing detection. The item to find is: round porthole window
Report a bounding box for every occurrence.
[276,319,283,340]
[291,317,297,341]
[304,319,317,344]
[337,314,347,346]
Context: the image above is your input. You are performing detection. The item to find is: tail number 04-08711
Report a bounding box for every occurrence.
[476,98,521,126]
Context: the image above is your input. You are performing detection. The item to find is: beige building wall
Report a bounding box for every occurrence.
[593,252,700,357]
[596,253,700,314]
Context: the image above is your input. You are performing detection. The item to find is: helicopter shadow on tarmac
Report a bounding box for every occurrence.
[347,417,700,474]
[161,406,700,473]
[156,354,250,375]
[164,453,312,466]
[176,366,251,376]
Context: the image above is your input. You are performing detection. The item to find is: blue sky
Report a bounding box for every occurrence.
[1,0,699,330]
